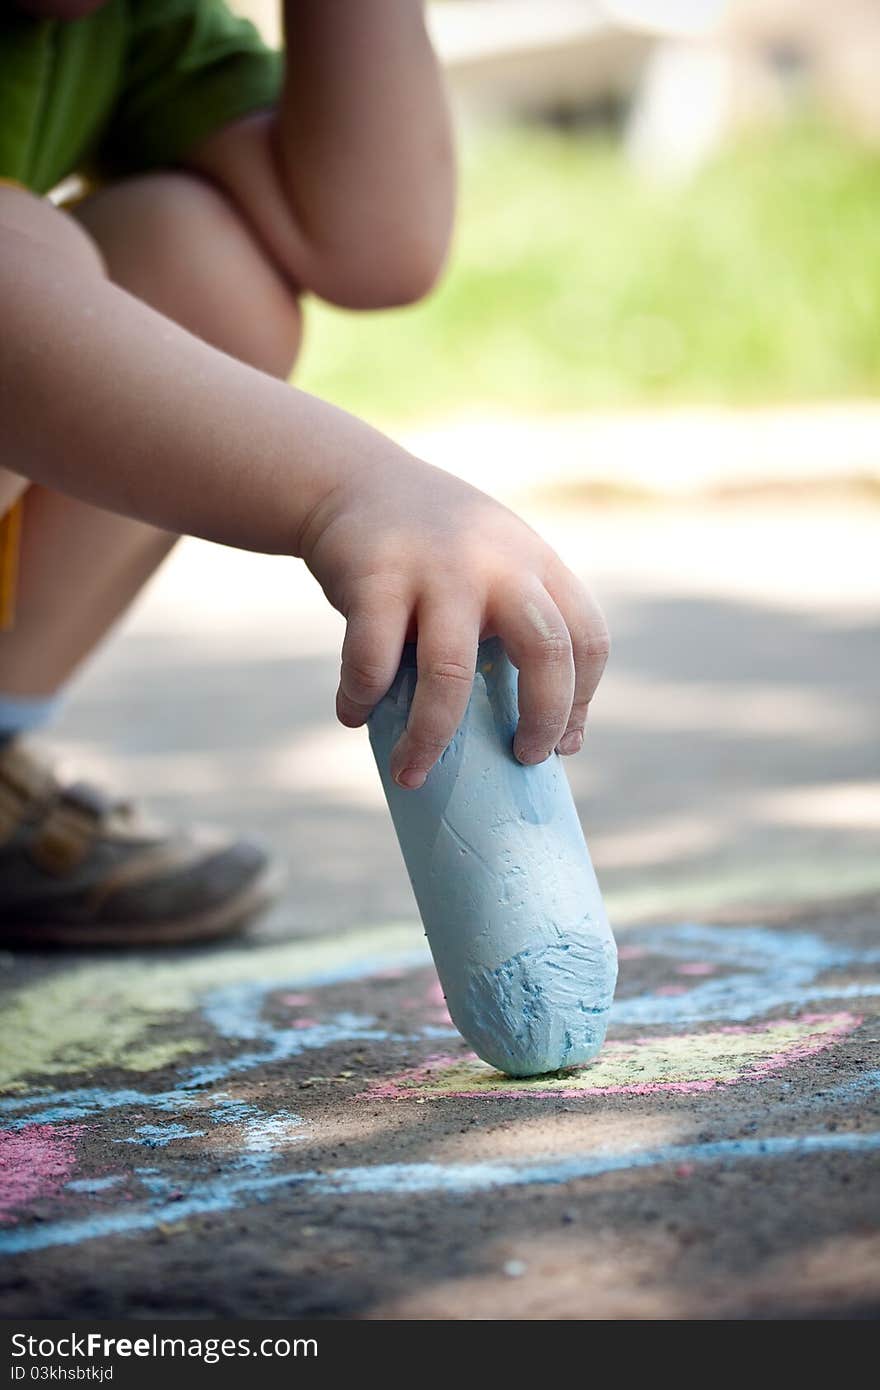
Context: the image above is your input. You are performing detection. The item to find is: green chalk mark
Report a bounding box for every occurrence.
[0,922,426,1091]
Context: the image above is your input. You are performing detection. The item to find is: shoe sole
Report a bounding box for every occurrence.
[2,862,285,948]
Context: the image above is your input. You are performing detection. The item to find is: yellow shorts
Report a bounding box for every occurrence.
[0,179,25,630]
[0,499,22,632]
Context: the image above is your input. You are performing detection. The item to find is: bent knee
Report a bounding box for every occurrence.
[74,173,302,378]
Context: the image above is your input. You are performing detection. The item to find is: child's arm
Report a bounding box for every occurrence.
[188,0,455,309]
[0,189,608,788]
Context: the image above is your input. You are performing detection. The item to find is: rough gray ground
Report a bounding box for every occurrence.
[1,897,879,1319]
[0,498,878,1319]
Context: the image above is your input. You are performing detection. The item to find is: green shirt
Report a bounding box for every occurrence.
[0,0,283,194]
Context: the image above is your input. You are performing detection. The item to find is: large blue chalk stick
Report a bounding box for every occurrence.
[368,638,618,1077]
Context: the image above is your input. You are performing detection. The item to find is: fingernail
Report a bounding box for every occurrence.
[514,746,550,766]
[558,730,583,756]
[394,766,426,790]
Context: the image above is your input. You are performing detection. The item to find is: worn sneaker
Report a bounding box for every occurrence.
[0,740,281,946]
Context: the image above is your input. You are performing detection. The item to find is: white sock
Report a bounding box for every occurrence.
[0,692,63,745]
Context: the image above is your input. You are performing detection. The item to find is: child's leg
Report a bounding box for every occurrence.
[0,173,302,944]
[73,172,303,379]
[0,172,302,701]
[0,487,176,697]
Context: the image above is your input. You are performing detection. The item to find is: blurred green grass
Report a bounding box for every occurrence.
[296,121,880,423]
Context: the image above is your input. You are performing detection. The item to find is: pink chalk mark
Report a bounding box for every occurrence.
[426,978,453,1025]
[280,993,313,1008]
[363,1013,862,1101]
[654,985,688,997]
[676,962,717,977]
[291,1018,319,1030]
[401,979,453,1024]
[373,968,407,980]
[617,946,648,961]
[0,1124,84,1224]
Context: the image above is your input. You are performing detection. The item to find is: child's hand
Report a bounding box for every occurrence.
[300,453,609,789]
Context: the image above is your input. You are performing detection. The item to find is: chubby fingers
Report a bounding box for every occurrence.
[546,568,610,755]
[389,595,480,790]
[337,570,606,785]
[493,583,575,765]
[336,586,411,729]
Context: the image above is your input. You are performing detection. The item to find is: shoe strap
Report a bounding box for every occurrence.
[0,745,108,869]
[29,796,101,875]
[0,739,56,803]
[0,743,57,846]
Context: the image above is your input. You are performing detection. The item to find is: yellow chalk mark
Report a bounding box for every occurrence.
[0,922,426,1091]
[380,1015,857,1097]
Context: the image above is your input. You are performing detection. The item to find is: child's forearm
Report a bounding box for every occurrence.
[0,193,609,789]
[0,220,401,554]
[277,0,455,304]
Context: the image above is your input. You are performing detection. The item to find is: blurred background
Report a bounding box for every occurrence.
[52,0,880,935]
